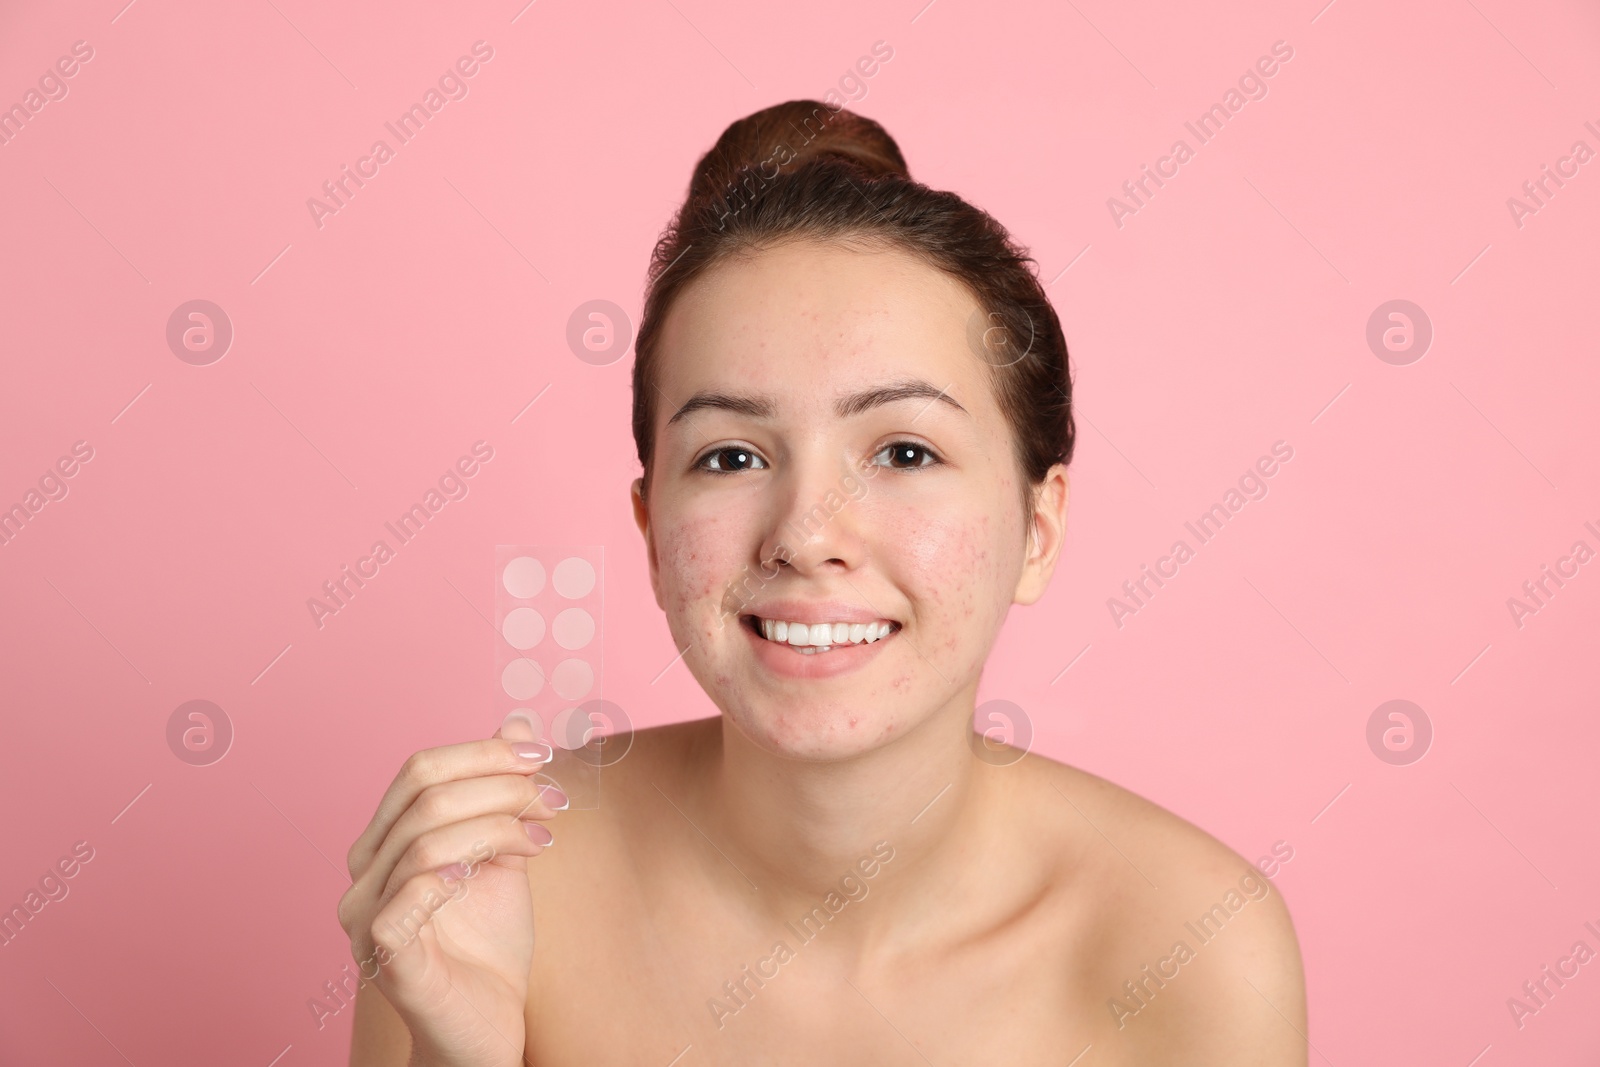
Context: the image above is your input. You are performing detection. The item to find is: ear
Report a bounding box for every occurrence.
[631,477,665,610]
[1013,464,1069,607]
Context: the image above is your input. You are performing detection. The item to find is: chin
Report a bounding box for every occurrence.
[719,695,907,762]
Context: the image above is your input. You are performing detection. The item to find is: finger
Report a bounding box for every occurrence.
[490,710,538,743]
[391,770,567,832]
[347,733,553,881]
[360,868,461,997]
[349,772,566,911]
[379,810,552,908]
[500,710,539,742]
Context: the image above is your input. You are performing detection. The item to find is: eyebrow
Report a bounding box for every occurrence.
[666,378,968,426]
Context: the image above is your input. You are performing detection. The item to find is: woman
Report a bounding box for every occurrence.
[341,100,1307,1066]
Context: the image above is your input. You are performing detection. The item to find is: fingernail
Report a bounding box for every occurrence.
[512,740,553,762]
[526,822,553,846]
[538,784,569,810]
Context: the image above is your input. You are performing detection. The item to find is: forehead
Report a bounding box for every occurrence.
[654,239,990,414]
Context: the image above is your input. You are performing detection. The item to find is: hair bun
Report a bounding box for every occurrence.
[686,100,909,207]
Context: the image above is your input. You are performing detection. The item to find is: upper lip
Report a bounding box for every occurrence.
[741,600,898,625]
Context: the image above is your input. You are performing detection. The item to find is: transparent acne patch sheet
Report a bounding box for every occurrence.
[494,545,626,810]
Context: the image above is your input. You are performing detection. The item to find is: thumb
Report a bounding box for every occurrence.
[495,709,540,742]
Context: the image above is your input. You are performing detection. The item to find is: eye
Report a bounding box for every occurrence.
[693,445,767,474]
[871,440,943,470]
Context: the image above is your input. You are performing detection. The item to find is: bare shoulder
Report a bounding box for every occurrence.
[1009,753,1308,1064]
[525,716,713,880]
[521,718,716,1030]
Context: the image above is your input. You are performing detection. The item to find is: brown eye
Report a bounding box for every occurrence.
[872,441,942,470]
[695,446,766,474]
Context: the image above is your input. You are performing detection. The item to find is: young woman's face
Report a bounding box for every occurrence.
[634,238,1054,761]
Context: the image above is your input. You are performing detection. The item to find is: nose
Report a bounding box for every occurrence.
[758,452,868,576]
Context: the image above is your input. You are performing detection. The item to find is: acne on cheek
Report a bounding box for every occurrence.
[656,514,731,605]
[883,510,956,580]
[890,509,995,599]
[962,520,993,616]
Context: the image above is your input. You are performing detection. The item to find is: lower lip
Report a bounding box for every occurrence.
[742,617,895,679]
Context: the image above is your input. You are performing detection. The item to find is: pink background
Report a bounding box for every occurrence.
[2,0,1597,1062]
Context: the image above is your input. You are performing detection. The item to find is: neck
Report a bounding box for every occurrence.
[697,689,993,937]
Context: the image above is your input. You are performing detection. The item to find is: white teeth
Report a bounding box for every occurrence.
[753,616,895,649]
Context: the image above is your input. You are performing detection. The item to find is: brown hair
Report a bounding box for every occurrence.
[631,99,1074,523]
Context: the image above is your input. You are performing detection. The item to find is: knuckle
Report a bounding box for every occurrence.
[367,914,399,955]
[359,905,389,946]
[406,831,445,873]
[399,749,436,785]
[335,888,357,932]
[386,877,441,932]
[344,841,365,881]
[412,784,450,825]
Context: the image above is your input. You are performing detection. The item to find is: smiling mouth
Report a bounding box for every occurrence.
[741,614,901,654]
